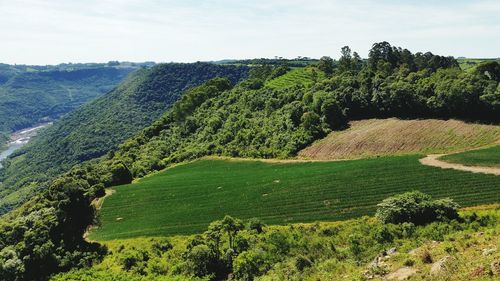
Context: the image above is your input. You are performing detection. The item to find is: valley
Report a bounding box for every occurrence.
[0,122,52,168]
[0,41,498,281]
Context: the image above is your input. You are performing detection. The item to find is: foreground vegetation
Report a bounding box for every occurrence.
[0,42,499,280]
[91,156,500,240]
[0,63,249,214]
[440,145,500,167]
[56,204,499,280]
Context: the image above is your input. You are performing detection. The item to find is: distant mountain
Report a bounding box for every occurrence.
[0,62,148,135]
[0,62,249,213]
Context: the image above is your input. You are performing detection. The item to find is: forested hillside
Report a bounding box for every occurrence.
[0,42,499,280]
[0,63,142,137]
[107,43,499,178]
[0,63,249,214]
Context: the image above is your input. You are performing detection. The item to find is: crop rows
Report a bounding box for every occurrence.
[440,145,500,167]
[91,155,500,240]
[265,67,322,89]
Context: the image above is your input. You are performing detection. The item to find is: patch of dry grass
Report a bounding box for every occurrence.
[299,118,500,160]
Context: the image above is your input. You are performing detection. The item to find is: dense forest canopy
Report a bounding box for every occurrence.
[0,42,498,280]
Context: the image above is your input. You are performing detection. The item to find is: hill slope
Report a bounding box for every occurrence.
[440,144,500,168]
[91,156,500,240]
[0,63,140,136]
[298,118,500,160]
[1,43,500,280]
[0,63,249,214]
[59,207,500,281]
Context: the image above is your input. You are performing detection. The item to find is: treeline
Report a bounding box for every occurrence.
[0,63,249,214]
[107,43,499,179]
[0,42,499,279]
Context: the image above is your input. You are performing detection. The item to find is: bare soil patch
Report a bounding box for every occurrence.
[299,118,500,160]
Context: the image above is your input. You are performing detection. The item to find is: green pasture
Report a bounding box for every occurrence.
[91,155,500,240]
[440,145,500,167]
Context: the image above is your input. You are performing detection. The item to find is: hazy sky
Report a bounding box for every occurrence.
[1,0,499,65]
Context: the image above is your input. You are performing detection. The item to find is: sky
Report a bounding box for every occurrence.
[0,0,499,65]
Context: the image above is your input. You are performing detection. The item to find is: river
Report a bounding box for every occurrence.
[0,123,52,168]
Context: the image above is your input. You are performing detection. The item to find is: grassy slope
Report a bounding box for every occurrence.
[265,67,324,89]
[59,208,499,280]
[298,118,500,160]
[440,145,500,167]
[457,58,500,71]
[91,156,500,240]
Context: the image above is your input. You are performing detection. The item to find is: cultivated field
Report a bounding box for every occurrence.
[265,67,323,89]
[298,118,500,160]
[440,145,500,168]
[457,58,500,71]
[91,156,500,240]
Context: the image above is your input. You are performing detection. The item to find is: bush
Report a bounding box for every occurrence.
[151,238,173,254]
[247,218,265,234]
[403,258,415,266]
[419,249,433,264]
[375,191,459,225]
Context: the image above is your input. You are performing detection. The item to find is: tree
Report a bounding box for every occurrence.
[475,61,500,82]
[300,112,321,136]
[318,56,334,75]
[351,51,363,71]
[376,191,459,225]
[109,161,133,186]
[221,216,244,249]
[339,46,353,72]
[186,244,216,277]
[321,99,347,129]
[247,218,265,234]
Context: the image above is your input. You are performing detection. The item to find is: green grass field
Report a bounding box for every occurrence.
[457,58,500,71]
[90,156,500,240]
[265,67,324,89]
[440,145,500,167]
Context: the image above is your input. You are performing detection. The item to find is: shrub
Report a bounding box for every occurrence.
[295,255,312,271]
[121,249,149,271]
[151,238,173,254]
[233,249,270,281]
[247,218,265,234]
[403,258,415,266]
[419,249,433,264]
[375,191,459,225]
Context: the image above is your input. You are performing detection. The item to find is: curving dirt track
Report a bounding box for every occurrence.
[419,154,500,176]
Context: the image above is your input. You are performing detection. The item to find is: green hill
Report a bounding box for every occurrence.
[1,42,500,280]
[57,207,500,281]
[0,63,249,214]
[0,63,141,137]
[440,145,500,167]
[91,156,500,240]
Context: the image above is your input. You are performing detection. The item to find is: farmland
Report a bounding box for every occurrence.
[91,155,500,240]
[440,145,500,167]
[299,118,500,160]
[457,58,500,71]
[265,67,324,89]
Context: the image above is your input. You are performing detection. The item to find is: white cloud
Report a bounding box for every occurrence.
[0,0,498,64]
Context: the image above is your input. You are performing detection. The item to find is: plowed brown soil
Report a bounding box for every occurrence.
[298,118,500,160]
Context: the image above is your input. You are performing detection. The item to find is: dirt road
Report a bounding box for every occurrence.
[419,154,500,176]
